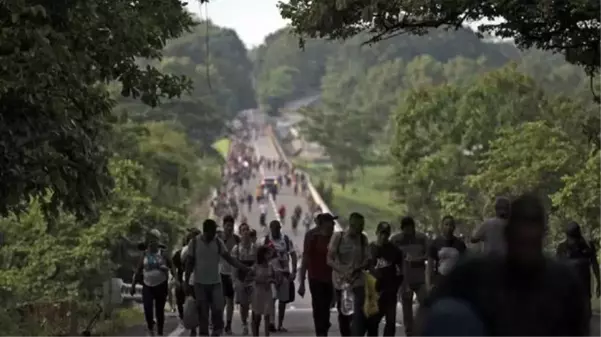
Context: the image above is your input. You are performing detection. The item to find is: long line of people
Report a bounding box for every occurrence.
[134,209,305,337]
[132,120,599,336]
[132,196,599,337]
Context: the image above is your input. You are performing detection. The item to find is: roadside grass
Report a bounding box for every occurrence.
[299,162,402,233]
[211,138,231,160]
[94,307,145,336]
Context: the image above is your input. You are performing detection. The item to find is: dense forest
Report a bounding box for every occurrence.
[253,26,599,250]
[0,3,255,333]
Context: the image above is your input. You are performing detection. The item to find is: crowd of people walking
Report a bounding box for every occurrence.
[131,121,600,337]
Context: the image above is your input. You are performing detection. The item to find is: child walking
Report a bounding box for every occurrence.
[251,246,276,336]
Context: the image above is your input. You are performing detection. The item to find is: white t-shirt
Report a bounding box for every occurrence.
[472,217,507,255]
[259,204,267,214]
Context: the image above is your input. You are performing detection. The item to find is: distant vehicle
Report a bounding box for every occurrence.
[261,176,279,194]
[261,176,278,187]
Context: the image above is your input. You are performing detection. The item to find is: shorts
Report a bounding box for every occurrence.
[221,274,234,298]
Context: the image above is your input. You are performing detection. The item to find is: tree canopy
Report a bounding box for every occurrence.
[256,24,599,247]
[0,2,249,333]
[278,0,600,77]
[0,0,195,219]
[116,22,256,149]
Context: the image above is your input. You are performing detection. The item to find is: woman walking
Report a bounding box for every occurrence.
[232,223,258,335]
[251,246,276,336]
[132,229,175,336]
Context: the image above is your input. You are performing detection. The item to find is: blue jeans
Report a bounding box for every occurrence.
[421,298,485,336]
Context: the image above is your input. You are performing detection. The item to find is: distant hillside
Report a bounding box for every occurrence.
[252,26,591,115]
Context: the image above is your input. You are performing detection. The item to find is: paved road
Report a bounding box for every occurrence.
[170,118,321,336]
[246,122,314,312]
[167,115,409,336]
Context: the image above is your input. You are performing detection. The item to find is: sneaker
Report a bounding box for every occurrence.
[242,324,249,335]
[147,327,156,336]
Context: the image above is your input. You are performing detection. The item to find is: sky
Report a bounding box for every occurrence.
[187,0,289,48]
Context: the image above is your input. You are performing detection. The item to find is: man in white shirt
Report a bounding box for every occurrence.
[471,197,510,255]
[184,219,249,336]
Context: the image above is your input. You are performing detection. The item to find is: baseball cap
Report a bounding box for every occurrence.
[316,213,338,223]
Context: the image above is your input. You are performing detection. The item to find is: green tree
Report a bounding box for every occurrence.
[389,65,573,232]
[257,66,299,115]
[253,27,337,105]
[466,122,582,203]
[0,0,196,218]
[279,0,599,77]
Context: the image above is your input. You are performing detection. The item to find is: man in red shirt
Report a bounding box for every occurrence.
[298,213,337,336]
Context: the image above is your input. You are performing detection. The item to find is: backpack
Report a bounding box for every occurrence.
[264,234,291,252]
[188,235,224,268]
[335,231,368,263]
[172,248,183,271]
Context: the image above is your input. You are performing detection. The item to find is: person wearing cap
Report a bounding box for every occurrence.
[132,229,175,336]
[417,193,589,336]
[298,213,337,336]
[366,221,404,336]
[557,221,600,320]
[426,215,466,290]
[470,196,510,255]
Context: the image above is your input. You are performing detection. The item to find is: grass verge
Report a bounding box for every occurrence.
[211,138,231,160]
[299,162,402,233]
[94,307,145,336]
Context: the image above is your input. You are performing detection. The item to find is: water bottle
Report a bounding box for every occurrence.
[340,282,355,316]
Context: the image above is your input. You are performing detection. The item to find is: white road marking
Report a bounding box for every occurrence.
[168,325,185,337]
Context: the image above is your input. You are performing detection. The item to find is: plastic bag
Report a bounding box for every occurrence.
[363,272,379,318]
[182,296,199,329]
[340,283,355,316]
